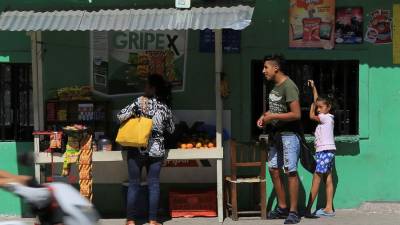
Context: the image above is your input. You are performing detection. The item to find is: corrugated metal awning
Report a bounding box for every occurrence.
[0,5,254,31]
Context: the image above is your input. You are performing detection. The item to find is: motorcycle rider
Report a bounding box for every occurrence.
[0,170,99,225]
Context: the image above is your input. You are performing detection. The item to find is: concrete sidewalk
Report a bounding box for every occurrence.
[101,211,400,225]
[1,202,400,225]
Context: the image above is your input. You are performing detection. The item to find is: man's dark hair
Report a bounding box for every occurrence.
[263,54,286,71]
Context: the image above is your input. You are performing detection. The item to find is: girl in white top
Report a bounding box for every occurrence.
[305,80,337,218]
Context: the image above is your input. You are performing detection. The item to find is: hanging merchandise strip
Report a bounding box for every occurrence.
[78,135,94,201]
[62,136,80,177]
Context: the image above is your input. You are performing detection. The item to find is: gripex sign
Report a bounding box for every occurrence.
[112,32,182,55]
[91,31,187,95]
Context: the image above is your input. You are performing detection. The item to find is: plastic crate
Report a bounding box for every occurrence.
[169,189,217,218]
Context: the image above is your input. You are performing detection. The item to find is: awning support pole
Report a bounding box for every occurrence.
[214,29,224,223]
[30,31,44,183]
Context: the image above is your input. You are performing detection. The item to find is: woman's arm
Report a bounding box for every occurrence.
[166,110,175,134]
[117,98,140,123]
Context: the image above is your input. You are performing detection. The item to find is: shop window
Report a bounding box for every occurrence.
[251,60,359,137]
[0,64,33,141]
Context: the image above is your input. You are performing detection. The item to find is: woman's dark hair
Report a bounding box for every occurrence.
[147,74,172,106]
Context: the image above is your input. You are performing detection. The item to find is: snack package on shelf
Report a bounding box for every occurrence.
[56,86,92,101]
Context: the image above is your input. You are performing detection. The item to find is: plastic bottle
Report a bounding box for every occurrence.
[97,136,112,151]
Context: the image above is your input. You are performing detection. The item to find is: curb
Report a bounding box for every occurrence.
[359,202,400,214]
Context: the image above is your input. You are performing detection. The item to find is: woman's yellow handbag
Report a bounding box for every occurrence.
[115,117,153,147]
[116,97,153,148]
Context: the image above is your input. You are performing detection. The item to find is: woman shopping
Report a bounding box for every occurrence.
[117,74,175,225]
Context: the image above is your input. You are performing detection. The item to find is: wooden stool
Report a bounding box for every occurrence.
[225,139,267,220]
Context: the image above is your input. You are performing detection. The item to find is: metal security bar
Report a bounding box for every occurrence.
[0,63,33,141]
[285,60,359,135]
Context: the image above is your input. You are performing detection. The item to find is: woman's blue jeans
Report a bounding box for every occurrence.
[126,151,163,221]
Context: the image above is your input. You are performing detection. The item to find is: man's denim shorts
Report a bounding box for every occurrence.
[268,134,300,173]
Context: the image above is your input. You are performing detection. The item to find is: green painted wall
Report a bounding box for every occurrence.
[0,31,31,63]
[248,0,400,211]
[40,30,222,109]
[0,142,34,215]
[42,31,90,99]
[0,30,32,215]
[2,0,400,215]
[39,0,400,211]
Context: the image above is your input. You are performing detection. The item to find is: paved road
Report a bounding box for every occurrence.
[1,202,399,225]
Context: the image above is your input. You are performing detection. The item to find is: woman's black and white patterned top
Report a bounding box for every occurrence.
[117,96,175,158]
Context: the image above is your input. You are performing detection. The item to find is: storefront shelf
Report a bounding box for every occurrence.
[35,148,223,164]
[167,148,222,160]
[46,120,105,123]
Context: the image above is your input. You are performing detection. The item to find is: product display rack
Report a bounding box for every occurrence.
[45,99,109,133]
